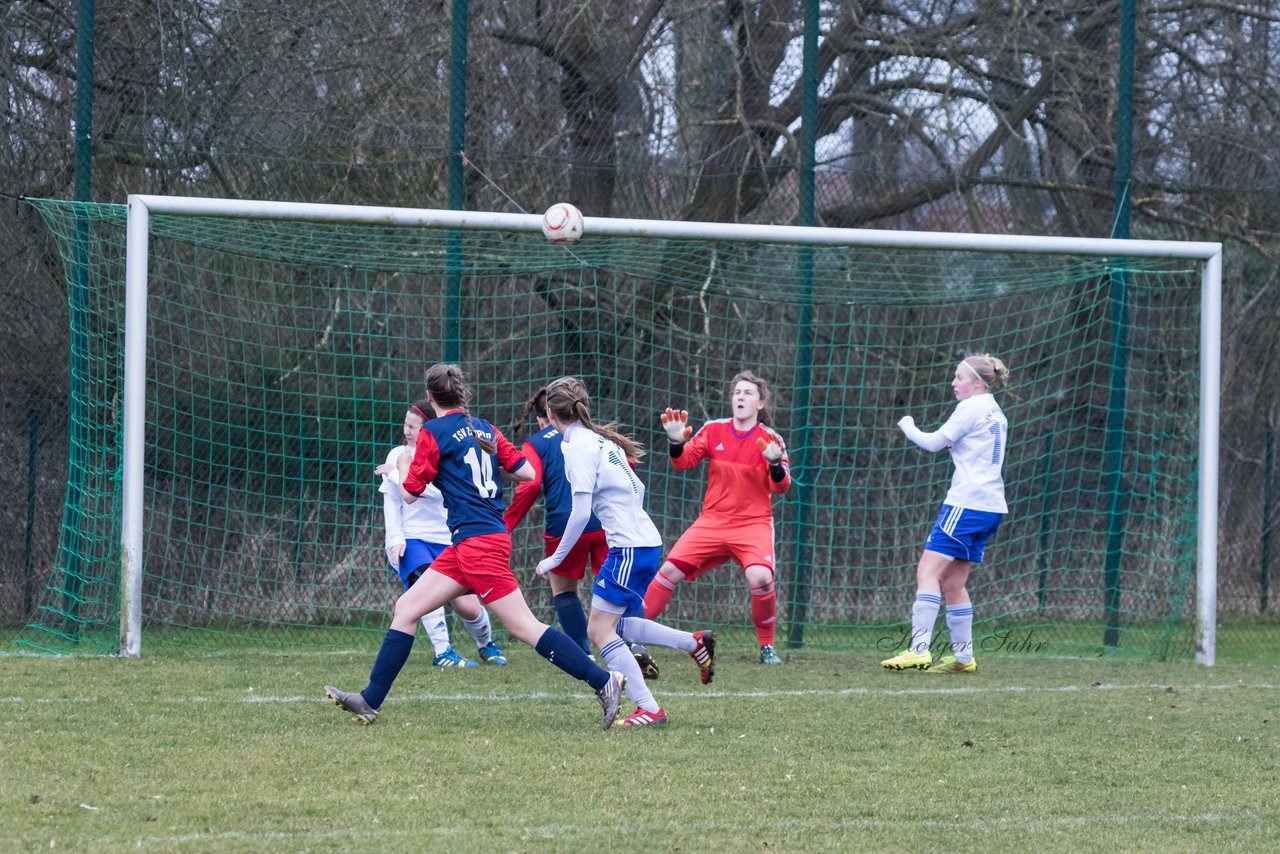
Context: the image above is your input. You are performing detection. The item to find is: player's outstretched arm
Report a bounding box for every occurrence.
[503,444,544,533]
[395,448,419,504]
[536,491,591,576]
[381,487,407,568]
[898,415,950,452]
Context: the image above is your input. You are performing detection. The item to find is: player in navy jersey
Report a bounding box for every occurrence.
[325,364,626,729]
[375,399,507,667]
[881,353,1010,674]
[504,387,609,659]
[536,377,716,727]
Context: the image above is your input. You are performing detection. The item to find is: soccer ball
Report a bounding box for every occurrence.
[541,202,585,243]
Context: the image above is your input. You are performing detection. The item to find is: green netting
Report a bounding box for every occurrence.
[19,199,1204,660]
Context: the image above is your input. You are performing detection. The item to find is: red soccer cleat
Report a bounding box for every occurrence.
[622,706,669,727]
[691,629,716,685]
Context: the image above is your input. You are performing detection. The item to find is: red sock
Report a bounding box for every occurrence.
[750,582,777,647]
[644,574,677,619]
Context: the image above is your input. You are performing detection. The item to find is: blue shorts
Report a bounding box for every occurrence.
[398,539,449,588]
[591,546,662,618]
[924,505,1004,563]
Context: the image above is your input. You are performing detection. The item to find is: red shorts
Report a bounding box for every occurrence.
[428,533,519,603]
[544,528,609,581]
[666,515,777,580]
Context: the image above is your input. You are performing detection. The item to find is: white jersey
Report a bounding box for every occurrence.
[938,393,1008,514]
[380,445,451,562]
[560,422,663,549]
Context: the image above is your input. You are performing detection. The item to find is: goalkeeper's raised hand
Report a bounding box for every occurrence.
[661,408,692,444]
[757,434,784,463]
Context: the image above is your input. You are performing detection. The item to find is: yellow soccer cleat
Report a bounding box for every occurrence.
[928,653,977,673]
[880,649,932,670]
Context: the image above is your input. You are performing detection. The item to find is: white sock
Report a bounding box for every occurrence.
[422,606,451,655]
[910,592,942,654]
[461,607,492,650]
[601,636,659,713]
[946,604,974,662]
[618,617,695,653]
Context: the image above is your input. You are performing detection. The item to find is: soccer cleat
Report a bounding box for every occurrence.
[596,670,627,730]
[929,653,977,673]
[633,647,660,681]
[621,706,669,727]
[880,649,932,671]
[690,629,716,685]
[432,646,479,668]
[759,643,783,665]
[478,640,508,665]
[324,685,378,725]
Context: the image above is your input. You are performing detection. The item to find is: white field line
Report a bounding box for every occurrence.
[0,810,1261,848]
[1,681,1275,705]
[0,646,376,659]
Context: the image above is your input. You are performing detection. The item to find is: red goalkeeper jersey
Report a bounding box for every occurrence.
[673,418,791,521]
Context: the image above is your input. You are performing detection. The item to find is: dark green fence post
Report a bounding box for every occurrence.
[444,0,470,363]
[24,405,41,617]
[57,0,96,640]
[1102,0,1136,649]
[75,0,95,204]
[786,0,820,649]
[1263,426,1272,613]
[1113,0,1135,241]
[1102,266,1129,650]
[1037,432,1055,617]
[293,416,309,579]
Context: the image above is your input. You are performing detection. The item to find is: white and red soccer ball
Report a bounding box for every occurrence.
[541,202,585,243]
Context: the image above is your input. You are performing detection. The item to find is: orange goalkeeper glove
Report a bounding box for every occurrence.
[757,435,784,463]
[661,408,692,443]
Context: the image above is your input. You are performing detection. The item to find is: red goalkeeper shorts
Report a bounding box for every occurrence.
[665,515,777,580]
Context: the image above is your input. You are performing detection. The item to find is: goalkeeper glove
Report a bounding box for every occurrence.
[661,408,692,444]
[757,435,784,463]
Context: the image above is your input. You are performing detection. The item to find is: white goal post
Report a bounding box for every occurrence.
[120,194,1223,662]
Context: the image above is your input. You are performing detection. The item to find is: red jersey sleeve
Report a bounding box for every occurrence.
[503,442,544,532]
[670,422,710,470]
[402,428,440,496]
[493,427,528,474]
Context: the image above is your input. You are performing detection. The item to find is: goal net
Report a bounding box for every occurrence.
[19,197,1220,662]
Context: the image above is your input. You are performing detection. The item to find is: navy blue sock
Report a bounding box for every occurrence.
[535,627,609,691]
[553,591,590,654]
[362,628,415,709]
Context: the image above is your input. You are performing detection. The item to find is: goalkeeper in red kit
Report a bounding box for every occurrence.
[643,370,792,665]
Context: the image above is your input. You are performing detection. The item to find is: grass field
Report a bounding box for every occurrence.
[2,630,1277,852]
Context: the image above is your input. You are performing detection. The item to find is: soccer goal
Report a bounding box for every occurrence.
[20,195,1222,663]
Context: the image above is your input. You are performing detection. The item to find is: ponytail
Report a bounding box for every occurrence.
[508,386,549,439]
[424,362,496,454]
[962,354,1010,391]
[545,376,646,463]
